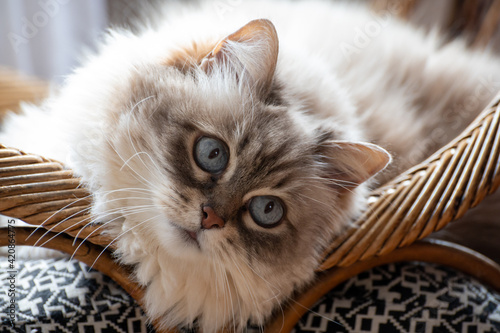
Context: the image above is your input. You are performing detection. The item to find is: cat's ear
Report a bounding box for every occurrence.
[200,19,279,98]
[317,141,391,190]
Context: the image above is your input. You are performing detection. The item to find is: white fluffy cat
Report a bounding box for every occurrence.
[1,1,500,332]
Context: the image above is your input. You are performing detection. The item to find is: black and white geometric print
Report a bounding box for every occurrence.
[293,263,500,333]
[0,258,154,333]
[2,259,500,333]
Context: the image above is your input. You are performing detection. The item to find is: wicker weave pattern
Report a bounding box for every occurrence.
[0,94,499,273]
[0,145,110,245]
[319,95,500,270]
[1,50,500,333]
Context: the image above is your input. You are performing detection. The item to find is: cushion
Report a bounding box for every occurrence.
[294,263,500,333]
[1,259,500,332]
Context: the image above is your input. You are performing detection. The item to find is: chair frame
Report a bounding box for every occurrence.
[1,87,500,333]
[2,2,500,330]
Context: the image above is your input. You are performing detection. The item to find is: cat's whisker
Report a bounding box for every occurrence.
[212,250,230,330]
[210,253,221,332]
[119,145,164,186]
[120,152,160,192]
[231,238,344,329]
[33,211,96,249]
[101,204,158,215]
[226,243,286,331]
[295,192,339,210]
[68,206,158,260]
[247,90,256,126]
[217,249,237,331]
[214,251,230,331]
[97,186,155,196]
[228,240,341,329]
[91,195,155,210]
[47,200,154,241]
[230,243,282,296]
[225,250,261,324]
[230,260,245,330]
[123,95,166,192]
[102,125,162,194]
[87,188,157,215]
[43,205,124,247]
[34,204,157,251]
[129,95,155,113]
[298,175,360,187]
[105,137,159,191]
[289,298,343,328]
[292,176,357,197]
[26,192,95,240]
[70,203,158,244]
[88,213,162,271]
[306,180,357,195]
[225,242,278,296]
[32,206,93,247]
[34,208,141,259]
[91,195,154,208]
[70,216,131,261]
[128,150,165,184]
[294,175,361,190]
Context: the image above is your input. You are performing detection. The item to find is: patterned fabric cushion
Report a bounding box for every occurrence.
[1,259,500,332]
[294,263,500,333]
[0,259,153,333]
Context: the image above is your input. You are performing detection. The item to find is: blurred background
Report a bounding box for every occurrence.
[1,0,500,84]
[0,0,107,84]
[0,0,156,84]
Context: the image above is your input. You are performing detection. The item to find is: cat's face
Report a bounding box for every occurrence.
[109,64,341,272]
[129,68,337,260]
[91,19,390,330]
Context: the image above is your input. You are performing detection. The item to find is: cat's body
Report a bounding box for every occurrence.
[1,1,500,332]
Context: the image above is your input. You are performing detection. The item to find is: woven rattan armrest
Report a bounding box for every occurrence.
[2,60,500,332]
[2,92,500,332]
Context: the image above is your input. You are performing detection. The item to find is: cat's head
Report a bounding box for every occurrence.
[87,19,390,331]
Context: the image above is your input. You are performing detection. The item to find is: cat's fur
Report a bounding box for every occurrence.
[1,1,500,332]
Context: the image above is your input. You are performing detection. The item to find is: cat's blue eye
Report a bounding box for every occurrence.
[194,136,229,174]
[248,196,285,228]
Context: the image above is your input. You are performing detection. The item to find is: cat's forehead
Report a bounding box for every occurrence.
[130,65,295,139]
[124,66,313,188]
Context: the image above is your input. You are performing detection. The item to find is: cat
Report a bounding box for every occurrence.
[1,0,500,332]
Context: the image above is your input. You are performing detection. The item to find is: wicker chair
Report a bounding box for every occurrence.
[2,2,500,332]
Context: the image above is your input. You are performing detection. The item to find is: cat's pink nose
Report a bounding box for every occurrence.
[201,206,225,229]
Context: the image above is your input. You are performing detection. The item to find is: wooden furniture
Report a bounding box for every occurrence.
[2,1,500,331]
[1,69,500,332]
